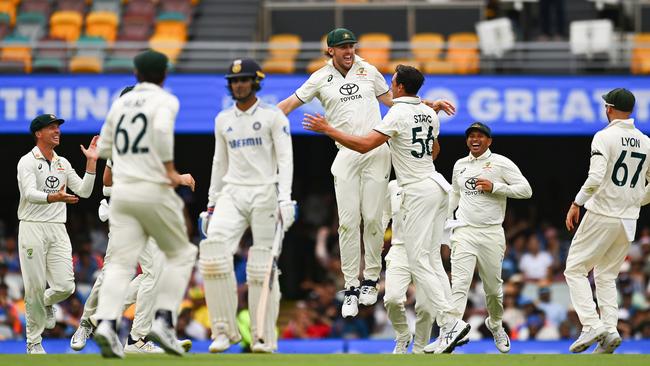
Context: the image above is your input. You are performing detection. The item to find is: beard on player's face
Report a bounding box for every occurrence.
[466,131,491,157]
[330,44,355,71]
[229,78,256,102]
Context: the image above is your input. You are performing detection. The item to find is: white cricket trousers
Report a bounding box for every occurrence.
[200,183,279,347]
[331,145,390,289]
[398,178,454,326]
[564,211,630,333]
[82,238,165,340]
[449,225,505,329]
[18,221,75,344]
[94,182,197,324]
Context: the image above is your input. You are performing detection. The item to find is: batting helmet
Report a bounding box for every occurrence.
[226,58,265,89]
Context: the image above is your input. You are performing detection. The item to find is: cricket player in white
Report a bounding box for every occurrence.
[199,59,294,353]
[17,113,98,354]
[93,50,197,358]
[279,28,455,317]
[304,64,469,354]
[70,159,167,354]
[565,88,650,354]
[383,178,453,354]
[442,122,532,354]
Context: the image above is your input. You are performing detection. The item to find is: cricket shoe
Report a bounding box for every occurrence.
[433,319,471,354]
[593,331,622,354]
[359,279,379,306]
[26,342,46,354]
[341,288,359,318]
[569,326,608,353]
[251,341,274,353]
[70,319,94,351]
[147,317,184,356]
[424,332,470,354]
[208,333,232,353]
[178,339,193,353]
[392,333,413,354]
[485,317,510,353]
[45,305,56,329]
[124,338,164,354]
[94,321,124,359]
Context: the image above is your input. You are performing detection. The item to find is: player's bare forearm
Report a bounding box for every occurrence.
[277,94,303,116]
[302,113,387,153]
[103,164,112,187]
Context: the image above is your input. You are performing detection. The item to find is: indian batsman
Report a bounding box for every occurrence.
[303,64,469,354]
[17,114,98,353]
[278,28,454,317]
[564,88,650,353]
[199,58,294,353]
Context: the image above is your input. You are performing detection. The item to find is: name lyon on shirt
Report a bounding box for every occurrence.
[622,137,641,147]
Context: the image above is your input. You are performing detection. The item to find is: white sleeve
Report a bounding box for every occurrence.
[372,65,389,97]
[448,162,461,218]
[373,108,399,138]
[152,96,179,163]
[207,116,228,207]
[574,133,608,206]
[17,158,48,204]
[491,157,533,199]
[272,111,294,202]
[98,104,117,160]
[295,72,320,104]
[63,158,95,198]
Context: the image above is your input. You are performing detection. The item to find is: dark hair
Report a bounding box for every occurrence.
[136,69,166,85]
[395,64,424,95]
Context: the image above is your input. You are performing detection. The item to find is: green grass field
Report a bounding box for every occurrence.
[1,354,649,366]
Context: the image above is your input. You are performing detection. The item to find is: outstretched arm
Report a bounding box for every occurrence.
[277,94,304,116]
[303,113,388,153]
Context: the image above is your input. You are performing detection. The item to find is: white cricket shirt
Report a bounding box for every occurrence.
[295,57,388,143]
[98,82,178,193]
[449,149,532,227]
[208,99,293,206]
[373,96,440,186]
[17,146,95,223]
[575,119,650,220]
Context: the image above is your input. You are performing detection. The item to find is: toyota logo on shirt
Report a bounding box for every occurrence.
[339,83,362,102]
[464,177,478,190]
[45,176,60,189]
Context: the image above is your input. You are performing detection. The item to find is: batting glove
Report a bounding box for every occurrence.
[279,200,297,232]
[98,199,110,222]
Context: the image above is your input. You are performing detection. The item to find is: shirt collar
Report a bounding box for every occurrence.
[605,118,635,130]
[31,146,58,161]
[468,148,492,161]
[392,96,421,105]
[134,82,163,92]
[234,98,261,117]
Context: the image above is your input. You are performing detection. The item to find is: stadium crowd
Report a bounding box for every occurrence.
[1,192,649,345]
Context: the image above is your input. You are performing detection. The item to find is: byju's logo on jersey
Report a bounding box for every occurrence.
[339,83,362,102]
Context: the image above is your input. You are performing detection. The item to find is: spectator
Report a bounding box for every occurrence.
[536,286,567,326]
[519,234,553,281]
[0,282,21,339]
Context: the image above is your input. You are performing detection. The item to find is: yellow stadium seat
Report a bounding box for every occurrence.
[50,11,83,42]
[357,33,392,73]
[262,58,296,74]
[0,1,16,26]
[1,43,32,72]
[154,20,187,40]
[268,34,301,58]
[149,34,184,62]
[306,56,327,73]
[412,33,444,64]
[69,55,103,73]
[85,11,119,42]
[446,32,479,74]
[631,33,650,74]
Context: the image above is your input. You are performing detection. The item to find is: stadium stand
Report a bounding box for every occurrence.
[262,33,301,74]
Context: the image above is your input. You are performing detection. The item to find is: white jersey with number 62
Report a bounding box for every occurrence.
[98,82,178,186]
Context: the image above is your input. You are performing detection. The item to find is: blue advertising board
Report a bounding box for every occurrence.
[1,75,649,135]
